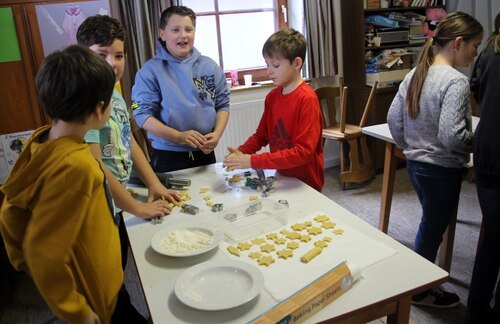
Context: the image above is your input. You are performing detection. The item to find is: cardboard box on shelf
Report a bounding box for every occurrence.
[251,262,353,324]
[366,0,380,9]
[366,68,410,87]
[409,24,425,36]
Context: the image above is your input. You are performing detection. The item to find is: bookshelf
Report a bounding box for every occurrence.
[340,0,446,169]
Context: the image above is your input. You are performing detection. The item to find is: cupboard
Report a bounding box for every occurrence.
[340,0,446,169]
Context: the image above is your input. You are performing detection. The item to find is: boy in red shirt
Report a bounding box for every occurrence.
[223,28,324,191]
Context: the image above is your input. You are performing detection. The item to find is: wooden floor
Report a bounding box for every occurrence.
[0,166,482,323]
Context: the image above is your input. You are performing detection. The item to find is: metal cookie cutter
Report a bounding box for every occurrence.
[151,216,164,225]
[180,204,200,215]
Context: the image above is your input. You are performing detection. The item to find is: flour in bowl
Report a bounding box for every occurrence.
[160,228,214,252]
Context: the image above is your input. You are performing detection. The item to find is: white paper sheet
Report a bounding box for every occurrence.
[221,211,398,301]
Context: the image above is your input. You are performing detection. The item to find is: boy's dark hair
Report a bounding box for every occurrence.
[76,15,125,48]
[35,45,115,123]
[160,6,196,29]
[262,28,306,65]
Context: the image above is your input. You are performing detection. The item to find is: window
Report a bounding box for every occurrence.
[182,0,288,82]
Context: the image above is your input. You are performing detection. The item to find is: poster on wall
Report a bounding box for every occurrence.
[35,0,110,57]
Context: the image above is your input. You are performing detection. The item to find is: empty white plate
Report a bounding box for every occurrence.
[175,260,264,310]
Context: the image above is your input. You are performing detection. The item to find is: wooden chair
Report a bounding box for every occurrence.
[315,81,378,189]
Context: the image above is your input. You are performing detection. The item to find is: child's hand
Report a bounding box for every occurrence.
[222,146,243,168]
[223,147,251,170]
[226,146,242,157]
[147,184,181,204]
[202,132,220,151]
[177,130,206,149]
[134,200,173,219]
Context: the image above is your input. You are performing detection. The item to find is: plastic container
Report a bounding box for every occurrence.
[219,198,289,242]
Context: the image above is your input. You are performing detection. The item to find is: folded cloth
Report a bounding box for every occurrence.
[221,212,398,301]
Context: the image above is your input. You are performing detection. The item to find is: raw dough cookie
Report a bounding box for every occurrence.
[322,236,332,242]
[285,231,302,240]
[280,229,291,236]
[260,243,276,253]
[287,241,300,250]
[258,256,276,266]
[266,233,278,240]
[249,252,262,259]
[227,246,240,257]
[314,215,330,222]
[314,240,328,248]
[277,249,294,260]
[291,223,307,231]
[237,242,252,251]
[307,227,323,235]
[251,237,266,245]
[274,237,287,245]
[300,235,312,242]
[322,221,336,229]
[127,188,139,198]
[334,229,345,235]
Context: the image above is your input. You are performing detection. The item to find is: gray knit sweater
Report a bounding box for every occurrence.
[387,65,473,168]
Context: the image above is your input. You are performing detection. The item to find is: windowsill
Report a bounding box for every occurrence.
[228,79,311,93]
[229,80,275,92]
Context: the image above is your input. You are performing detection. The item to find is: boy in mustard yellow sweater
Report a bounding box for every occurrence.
[0,45,121,323]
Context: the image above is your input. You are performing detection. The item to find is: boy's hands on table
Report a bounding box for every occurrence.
[133,200,173,219]
[147,183,181,204]
[130,184,182,219]
[223,146,251,170]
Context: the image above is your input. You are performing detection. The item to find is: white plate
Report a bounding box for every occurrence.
[174,260,264,311]
[151,222,223,257]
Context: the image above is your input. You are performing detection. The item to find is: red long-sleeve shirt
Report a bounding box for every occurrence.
[238,82,324,191]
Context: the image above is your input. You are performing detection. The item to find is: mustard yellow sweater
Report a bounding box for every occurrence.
[0,126,122,323]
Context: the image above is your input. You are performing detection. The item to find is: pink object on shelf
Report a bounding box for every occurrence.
[230,70,239,86]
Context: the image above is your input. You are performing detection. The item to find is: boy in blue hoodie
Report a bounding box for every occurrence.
[131,6,230,172]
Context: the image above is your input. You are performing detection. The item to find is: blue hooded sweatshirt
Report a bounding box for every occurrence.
[131,39,230,152]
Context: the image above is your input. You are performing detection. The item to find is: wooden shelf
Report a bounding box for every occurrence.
[365,41,425,50]
[364,5,444,13]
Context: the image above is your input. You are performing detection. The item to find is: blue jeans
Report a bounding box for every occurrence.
[466,185,500,323]
[406,160,463,263]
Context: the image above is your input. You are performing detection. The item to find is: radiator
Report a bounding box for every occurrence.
[215,99,268,162]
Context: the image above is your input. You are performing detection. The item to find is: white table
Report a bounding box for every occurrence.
[124,163,448,323]
[362,117,479,272]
